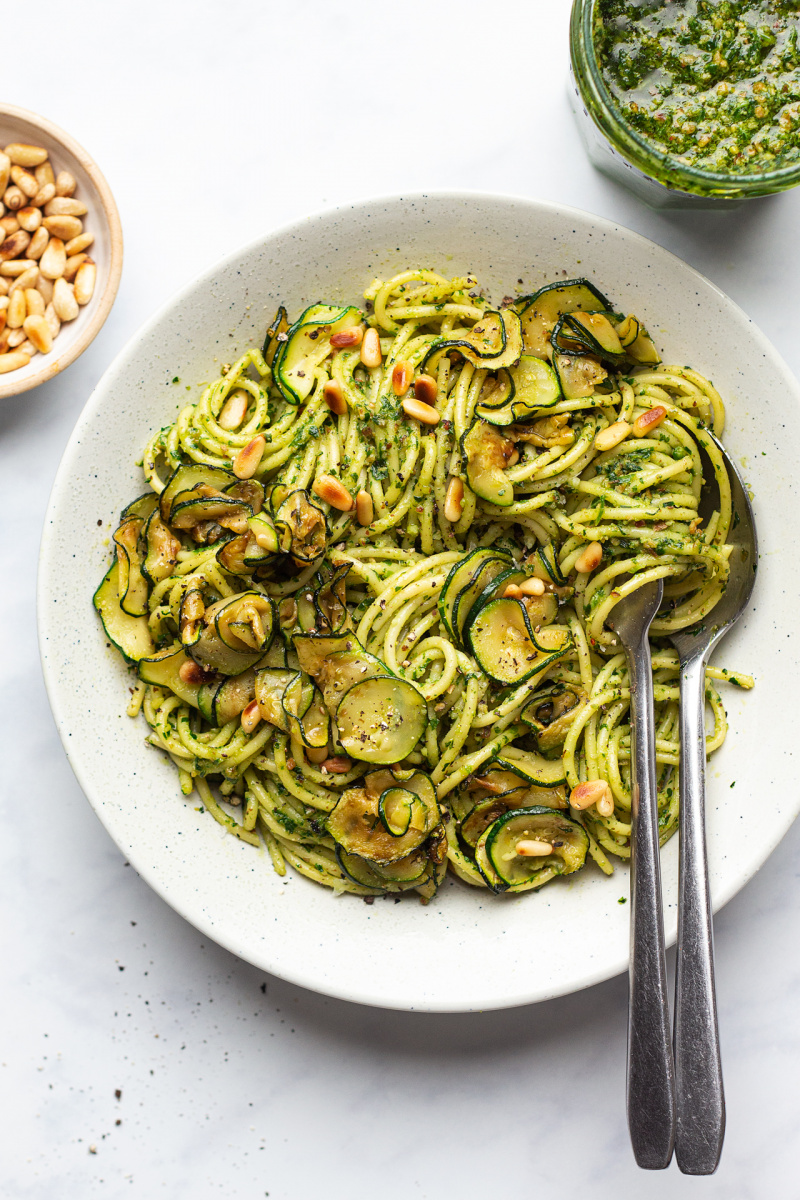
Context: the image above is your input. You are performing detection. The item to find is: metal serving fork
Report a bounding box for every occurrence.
[668,432,757,1175]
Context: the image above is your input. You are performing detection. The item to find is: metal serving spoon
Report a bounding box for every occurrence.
[610,577,676,1170]
[669,432,757,1175]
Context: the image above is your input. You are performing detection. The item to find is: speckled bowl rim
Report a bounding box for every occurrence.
[0,103,123,400]
[37,191,800,1011]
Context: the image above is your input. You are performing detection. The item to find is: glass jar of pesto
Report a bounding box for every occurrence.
[570,0,800,207]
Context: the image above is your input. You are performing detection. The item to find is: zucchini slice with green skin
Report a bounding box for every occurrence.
[336,676,427,764]
[141,509,181,586]
[294,632,359,677]
[553,352,607,400]
[138,645,202,708]
[475,806,589,892]
[422,308,523,372]
[460,564,529,642]
[262,304,289,367]
[627,324,661,364]
[567,311,624,357]
[190,592,274,675]
[530,542,567,587]
[295,633,386,713]
[460,786,567,848]
[248,511,289,556]
[113,517,150,617]
[520,683,585,750]
[327,769,439,863]
[462,419,516,507]
[159,465,239,522]
[273,303,362,405]
[197,668,256,726]
[272,489,327,566]
[121,492,159,521]
[378,768,438,838]
[334,846,428,891]
[94,562,155,664]
[438,548,512,642]
[450,553,515,645]
[492,746,567,788]
[514,279,612,360]
[254,667,296,730]
[468,597,571,685]
[476,355,561,424]
[283,673,330,749]
[474,368,514,411]
[312,563,352,635]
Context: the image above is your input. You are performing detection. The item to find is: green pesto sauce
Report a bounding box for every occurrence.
[594,0,800,172]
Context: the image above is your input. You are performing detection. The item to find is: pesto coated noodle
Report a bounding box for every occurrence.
[94,268,753,902]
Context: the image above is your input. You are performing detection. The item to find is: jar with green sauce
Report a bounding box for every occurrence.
[570,0,800,206]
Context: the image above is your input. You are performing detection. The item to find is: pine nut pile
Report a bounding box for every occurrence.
[0,142,96,375]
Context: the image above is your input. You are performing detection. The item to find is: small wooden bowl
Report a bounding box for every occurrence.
[0,104,123,400]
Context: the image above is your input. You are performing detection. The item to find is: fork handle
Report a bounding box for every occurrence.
[626,633,676,1169]
[674,653,725,1175]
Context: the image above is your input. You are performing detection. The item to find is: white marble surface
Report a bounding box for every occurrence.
[2,1,799,1195]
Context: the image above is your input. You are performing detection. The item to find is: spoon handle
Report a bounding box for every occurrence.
[626,632,676,1169]
[674,653,725,1174]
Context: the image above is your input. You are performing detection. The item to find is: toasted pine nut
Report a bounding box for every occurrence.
[3,186,25,211]
[330,325,363,348]
[24,288,45,318]
[0,154,9,194]
[596,791,615,818]
[43,214,83,240]
[322,379,347,415]
[39,237,66,280]
[574,540,603,574]
[305,745,330,764]
[240,699,262,734]
[5,143,48,167]
[0,278,7,296]
[360,326,382,368]
[515,839,554,857]
[218,388,248,430]
[320,756,353,774]
[444,476,464,523]
[391,360,413,395]
[6,328,26,347]
[65,231,93,256]
[23,314,52,354]
[232,434,265,479]
[55,170,76,197]
[0,215,19,236]
[44,196,87,218]
[503,583,523,598]
[595,419,631,452]
[520,576,546,596]
[0,259,35,276]
[414,373,438,406]
[63,252,88,282]
[9,267,38,295]
[16,339,38,357]
[35,161,54,187]
[178,659,211,685]
[52,277,79,321]
[73,261,96,305]
[10,166,38,198]
[16,206,41,233]
[44,302,60,338]
[0,229,30,261]
[27,227,49,260]
[401,395,440,425]
[632,406,667,437]
[37,274,54,305]
[356,489,374,526]
[0,311,6,336]
[569,779,613,812]
[0,350,30,372]
[32,182,55,208]
[507,448,520,466]
[312,473,354,512]
[7,288,26,328]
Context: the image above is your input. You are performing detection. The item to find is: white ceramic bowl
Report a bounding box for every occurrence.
[38,193,800,1012]
[0,104,123,399]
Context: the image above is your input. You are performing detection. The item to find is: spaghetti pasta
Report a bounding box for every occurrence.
[94,268,753,902]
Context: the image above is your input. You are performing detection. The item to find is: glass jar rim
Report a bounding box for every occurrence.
[571,0,800,193]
